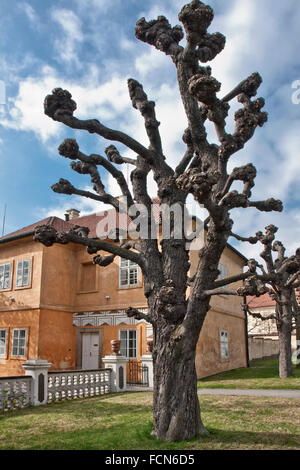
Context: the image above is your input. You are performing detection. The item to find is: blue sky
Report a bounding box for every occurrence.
[0,0,300,260]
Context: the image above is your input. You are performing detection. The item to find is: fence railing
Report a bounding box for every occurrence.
[0,353,153,411]
[48,369,111,402]
[127,360,149,387]
[0,376,32,411]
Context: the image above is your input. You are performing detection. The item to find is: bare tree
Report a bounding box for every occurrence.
[233,226,300,378]
[34,0,287,441]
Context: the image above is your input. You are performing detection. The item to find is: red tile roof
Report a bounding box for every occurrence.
[248,290,300,308]
[0,203,162,243]
[0,201,248,263]
[247,293,276,308]
[0,216,71,242]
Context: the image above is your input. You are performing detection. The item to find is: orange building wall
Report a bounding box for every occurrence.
[0,309,40,377]
[0,229,247,378]
[38,309,76,371]
[40,244,77,311]
[74,247,146,313]
[196,309,247,378]
[0,238,43,311]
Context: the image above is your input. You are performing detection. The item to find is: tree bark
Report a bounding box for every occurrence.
[151,321,207,441]
[276,300,293,378]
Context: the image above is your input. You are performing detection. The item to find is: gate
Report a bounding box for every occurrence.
[127,360,149,386]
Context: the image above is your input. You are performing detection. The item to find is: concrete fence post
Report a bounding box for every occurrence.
[22,359,52,406]
[141,354,153,388]
[102,355,127,392]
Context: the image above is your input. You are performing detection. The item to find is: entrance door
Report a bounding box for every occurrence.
[82,332,100,370]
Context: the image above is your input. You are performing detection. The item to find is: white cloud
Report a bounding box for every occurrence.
[0,65,133,143]
[19,2,40,26]
[51,9,84,66]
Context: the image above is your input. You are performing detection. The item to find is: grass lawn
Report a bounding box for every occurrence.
[198,359,300,390]
[0,391,299,450]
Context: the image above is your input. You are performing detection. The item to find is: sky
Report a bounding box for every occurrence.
[0,0,300,262]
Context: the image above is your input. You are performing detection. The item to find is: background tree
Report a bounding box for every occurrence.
[230,225,300,378]
[35,0,285,441]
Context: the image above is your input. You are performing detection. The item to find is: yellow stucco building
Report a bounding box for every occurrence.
[0,209,248,379]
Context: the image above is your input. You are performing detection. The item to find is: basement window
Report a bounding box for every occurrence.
[0,263,12,290]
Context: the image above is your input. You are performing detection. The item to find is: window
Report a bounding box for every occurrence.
[119,258,139,287]
[119,330,137,358]
[0,330,7,357]
[16,260,31,288]
[12,329,27,357]
[0,263,12,290]
[220,330,229,359]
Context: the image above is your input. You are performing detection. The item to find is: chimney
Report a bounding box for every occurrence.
[65,208,81,220]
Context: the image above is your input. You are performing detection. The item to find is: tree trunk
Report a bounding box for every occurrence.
[295,307,300,369]
[277,300,293,378]
[278,326,293,378]
[151,323,207,442]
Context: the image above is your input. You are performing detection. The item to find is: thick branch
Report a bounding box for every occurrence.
[44,88,154,164]
[34,224,144,268]
[202,288,238,297]
[246,307,277,322]
[174,128,195,177]
[57,139,135,209]
[128,79,163,156]
[221,72,263,103]
[229,231,259,245]
[127,307,151,322]
[213,272,275,290]
[51,178,117,207]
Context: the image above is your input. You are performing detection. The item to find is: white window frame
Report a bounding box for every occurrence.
[119,329,138,359]
[16,259,31,288]
[119,258,139,288]
[11,328,27,357]
[0,262,12,290]
[220,330,229,359]
[0,329,8,358]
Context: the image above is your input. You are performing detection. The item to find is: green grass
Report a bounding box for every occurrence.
[0,391,299,450]
[197,359,300,390]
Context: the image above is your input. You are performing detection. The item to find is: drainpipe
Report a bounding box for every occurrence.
[243,295,250,368]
